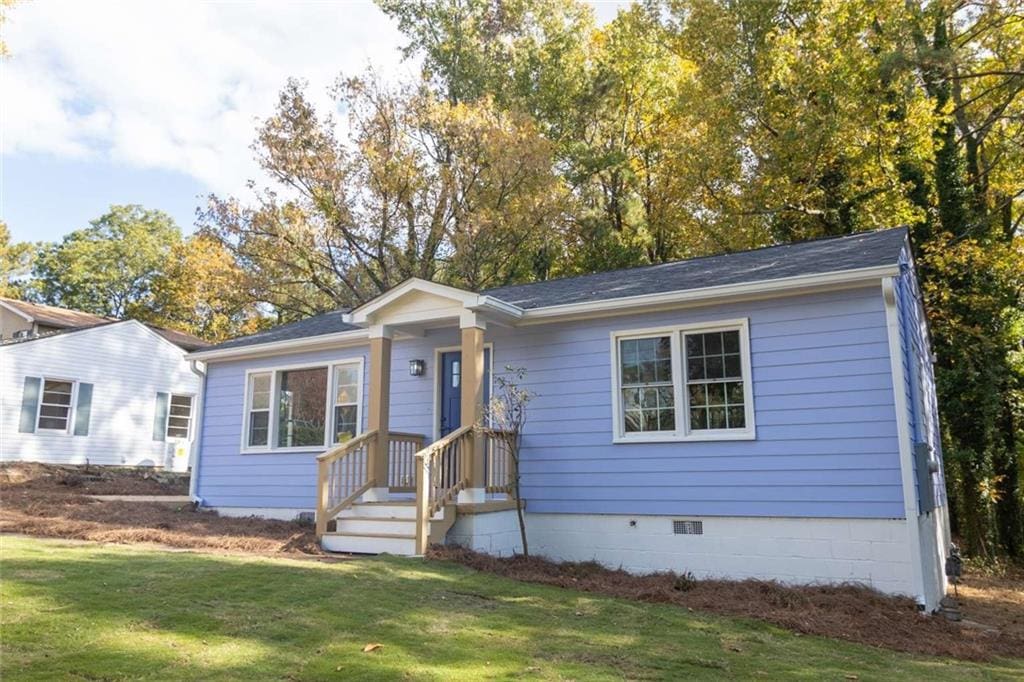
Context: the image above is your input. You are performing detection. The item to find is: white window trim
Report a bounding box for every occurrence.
[35,377,78,434]
[610,319,756,443]
[165,393,196,441]
[330,363,362,445]
[240,357,364,455]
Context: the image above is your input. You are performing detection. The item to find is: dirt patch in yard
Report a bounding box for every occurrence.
[1,462,189,496]
[428,545,1024,662]
[0,463,321,556]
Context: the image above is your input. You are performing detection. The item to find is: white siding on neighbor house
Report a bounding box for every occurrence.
[0,321,201,466]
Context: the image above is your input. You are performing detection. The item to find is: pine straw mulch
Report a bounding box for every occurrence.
[427,545,1024,662]
[0,463,322,556]
[0,462,189,496]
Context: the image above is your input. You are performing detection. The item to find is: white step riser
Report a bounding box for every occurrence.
[322,534,416,555]
[334,518,416,535]
[336,504,415,519]
[336,504,441,521]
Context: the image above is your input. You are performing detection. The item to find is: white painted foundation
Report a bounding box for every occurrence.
[211,506,312,521]
[522,513,918,598]
[447,509,523,556]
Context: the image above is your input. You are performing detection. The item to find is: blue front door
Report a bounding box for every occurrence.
[439,349,490,436]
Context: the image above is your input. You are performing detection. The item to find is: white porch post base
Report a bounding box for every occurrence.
[457,488,487,504]
[362,487,391,502]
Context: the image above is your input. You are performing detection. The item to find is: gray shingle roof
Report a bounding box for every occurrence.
[197,228,907,353]
[481,228,907,309]
[200,310,361,352]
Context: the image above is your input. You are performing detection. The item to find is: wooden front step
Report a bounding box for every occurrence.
[321,501,455,556]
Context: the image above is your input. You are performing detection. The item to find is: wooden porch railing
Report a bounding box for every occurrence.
[414,424,473,554]
[388,431,425,491]
[315,429,377,538]
[484,428,516,495]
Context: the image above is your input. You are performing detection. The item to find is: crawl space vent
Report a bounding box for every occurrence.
[673,520,703,535]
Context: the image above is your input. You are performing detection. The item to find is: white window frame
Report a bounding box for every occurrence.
[330,363,362,444]
[240,357,364,454]
[165,393,195,441]
[36,377,78,434]
[610,319,755,443]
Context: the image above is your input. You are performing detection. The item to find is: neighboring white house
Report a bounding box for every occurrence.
[1,315,208,470]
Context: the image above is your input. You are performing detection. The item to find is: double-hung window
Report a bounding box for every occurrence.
[38,379,75,431]
[243,360,363,452]
[166,394,194,439]
[612,319,754,442]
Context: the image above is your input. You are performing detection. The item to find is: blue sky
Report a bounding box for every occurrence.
[1,1,626,244]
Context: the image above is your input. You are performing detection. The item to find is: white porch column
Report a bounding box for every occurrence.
[458,311,487,503]
[364,324,392,502]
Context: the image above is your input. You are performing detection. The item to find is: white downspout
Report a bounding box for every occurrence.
[188,359,207,504]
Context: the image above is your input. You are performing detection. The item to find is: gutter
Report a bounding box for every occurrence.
[516,264,900,324]
[186,327,370,362]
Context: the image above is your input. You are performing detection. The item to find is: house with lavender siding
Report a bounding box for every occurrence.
[187,228,952,610]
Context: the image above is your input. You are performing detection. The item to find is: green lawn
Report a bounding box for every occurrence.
[1,536,1020,681]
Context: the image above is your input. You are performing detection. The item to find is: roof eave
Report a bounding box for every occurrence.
[188,263,898,361]
[514,263,900,324]
[185,327,371,362]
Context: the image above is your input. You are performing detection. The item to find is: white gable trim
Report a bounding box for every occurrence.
[347,278,523,326]
[0,300,35,322]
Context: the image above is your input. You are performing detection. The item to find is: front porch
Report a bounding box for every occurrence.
[313,280,523,555]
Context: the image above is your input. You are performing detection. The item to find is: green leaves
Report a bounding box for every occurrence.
[29,205,181,319]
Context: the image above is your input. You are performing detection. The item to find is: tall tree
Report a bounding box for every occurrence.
[29,205,181,318]
[144,233,267,343]
[0,221,33,298]
[203,74,566,319]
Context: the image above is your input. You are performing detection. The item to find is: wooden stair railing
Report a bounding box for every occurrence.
[315,429,377,538]
[484,428,516,496]
[388,432,426,491]
[414,424,473,554]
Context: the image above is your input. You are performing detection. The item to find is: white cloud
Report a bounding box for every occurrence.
[2,1,628,199]
[2,0,414,196]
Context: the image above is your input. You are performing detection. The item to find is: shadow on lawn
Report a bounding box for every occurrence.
[3,543,1022,681]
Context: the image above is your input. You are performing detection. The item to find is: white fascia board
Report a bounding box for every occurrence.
[185,328,370,362]
[469,295,524,320]
[516,264,900,324]
[349,278,481,324]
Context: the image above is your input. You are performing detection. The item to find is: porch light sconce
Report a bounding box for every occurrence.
[409,359,426,377]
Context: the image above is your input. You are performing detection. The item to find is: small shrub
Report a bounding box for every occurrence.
[673,571,698,592]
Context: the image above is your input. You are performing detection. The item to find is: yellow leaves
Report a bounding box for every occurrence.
[361,643,383,653]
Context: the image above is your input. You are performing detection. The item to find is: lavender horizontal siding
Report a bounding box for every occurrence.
[487,284,904,519]
[195,347,369,509]
[896,251,947,510]
[195,284,905,518]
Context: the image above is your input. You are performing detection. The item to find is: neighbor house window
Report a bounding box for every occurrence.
[37,379,75,431]
[243,360,362,452]
[332,364,360,443]
[166,394,194,439]
[246,372,271,447]
[612,320,754,442]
